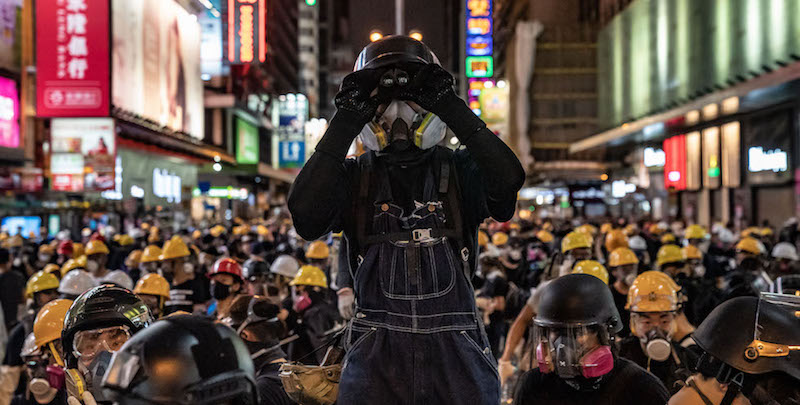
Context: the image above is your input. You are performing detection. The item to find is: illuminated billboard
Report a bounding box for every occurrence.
[223,0,267,64]
[663,135,686,191]
[465,0,492,78]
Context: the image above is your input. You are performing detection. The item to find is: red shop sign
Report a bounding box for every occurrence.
[36,0,110,117]
[663,134,687,191]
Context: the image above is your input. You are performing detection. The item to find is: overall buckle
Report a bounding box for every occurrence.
[412,228,432,241]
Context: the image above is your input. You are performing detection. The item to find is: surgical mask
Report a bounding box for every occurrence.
[86,260,99,273]
[508,250,522,261]
[182,262,194,274]
[293,292,312,312]
[210,282,232,300]
[693,265,706,278]
[623,272,637,287]
[38,254,51,263]
[640,329,672,362]
[28,365,64,404]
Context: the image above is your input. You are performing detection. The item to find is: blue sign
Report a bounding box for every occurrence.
[1,216,42,237]
[466,36,493,56]
[279,141,305,168]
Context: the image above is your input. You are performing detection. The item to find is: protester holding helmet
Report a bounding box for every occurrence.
[513,273,669,404]
[618,271,698,394]
[61,285,153,405]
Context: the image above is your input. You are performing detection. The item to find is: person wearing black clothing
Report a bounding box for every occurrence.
[0,248,24,331]
[288,36,523,404]
[514,274,670,405]
[476,256,510,359]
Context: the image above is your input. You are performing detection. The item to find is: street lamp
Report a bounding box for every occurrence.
[370,30,383,42]
[409,30,422,41]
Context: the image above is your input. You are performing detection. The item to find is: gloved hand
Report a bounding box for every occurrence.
[338,287,355,320]
[67,391,98,405]
[498,359,515,385]
[334,69,385,127]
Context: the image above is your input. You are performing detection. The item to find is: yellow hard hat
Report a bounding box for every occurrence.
[626,271,680,312]
[60,259,82,277]
[648,223,665,235]
[233,217,244,225]
[140,245,163,263]
[117,235,134,246]
[600,223,613,234]
[736,237,763,255]
[604,230,629,253]
[232,225,249,236]
[576,224,598,236]
[542,222,554,231]
[126,249,143,264]
[509,223,521,232]
[141,223,151,231]
[623,224,637,236]
[477,231,490,247]
[39,244,55,255]
[685,224,707,240]
[6,234,23,248]
[660,233,676,244]
[25,270,60,298]
[656,244,684,267]
[43,264,61,278]
[571,260,609,285]
[210,225,226,238]
[290,265,328,288]
[256,225,270,236]
[492,232,509,247]
[85,240,109,256]
[536,230,554,243]
[561,231,592,253]
[0,231,7,241]
[192,230,202,240]
[133,273,170,299]
[33,299,73,348]
[760,227,773,237]
[682,245,703,260]
[306,241,330,259]
[72,243,84,258]
[741,227,761,238]
[160,236,190,260]
[608,247,639,267]
[147,232,160,244]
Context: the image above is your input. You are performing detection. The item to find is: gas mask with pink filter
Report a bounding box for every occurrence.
[534,323,614,381]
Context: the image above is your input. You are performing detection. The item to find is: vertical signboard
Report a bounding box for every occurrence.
[702,126,721,189]
[0,76,18,148]
[223,0,266,64]
[36,0,109,117]
[465,0,492,78]
[685,131,701,190]
[663,134,686,190]
[50,118,116,191]
[0,0,21,72]
[275,94,307,168]
[235,117,259,164]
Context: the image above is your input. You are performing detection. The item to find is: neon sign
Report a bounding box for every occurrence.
[663,135,687,190]
[748,147,788,173]
[465,0,492,77]
[226,0,266,64]
[643,147,665,167]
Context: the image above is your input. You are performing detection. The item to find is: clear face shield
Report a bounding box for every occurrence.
[771,275,800,295]
[533,323,614,379]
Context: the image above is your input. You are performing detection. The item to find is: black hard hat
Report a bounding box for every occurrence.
[694,296,800,380]
[103,315,258,405]
[535,274,623,334]
[354,35,440,71]
[242,259,270,281]
[62,285,154,368]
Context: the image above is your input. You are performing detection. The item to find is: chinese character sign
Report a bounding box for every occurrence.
[0,77,19,148]
[223,0,266,64]
[36,0,109,117]
[465,0,492,78]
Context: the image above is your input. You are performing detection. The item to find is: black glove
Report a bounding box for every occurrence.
[334,69,384,126]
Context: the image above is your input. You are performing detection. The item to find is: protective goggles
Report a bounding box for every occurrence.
[72,326,131,362]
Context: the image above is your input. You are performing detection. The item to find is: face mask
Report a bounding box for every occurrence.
[640,328,672,362]
[210,282,232,300]
[13,257,21,267]
[86,260,99,273]
[508,250,522,261]
[623,272,637,287]
[28,365,64,404]
[693,265,706,278]
[293,292,312,312]
[182,262,194,274]
[359,100,447,151]
[537,338,614,379]
[38,254,51,263]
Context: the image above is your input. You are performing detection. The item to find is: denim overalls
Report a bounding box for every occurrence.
[338,149,500,404]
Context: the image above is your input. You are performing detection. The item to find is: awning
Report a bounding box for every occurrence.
[570,60,800,153]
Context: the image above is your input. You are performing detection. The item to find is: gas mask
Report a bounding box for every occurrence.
[358,68,447,152]
[640,328,672,362]
[28,362,65,404]
[292,290,313,313]
[534,326,614,381]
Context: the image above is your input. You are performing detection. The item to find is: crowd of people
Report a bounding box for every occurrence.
[0,214,797,404]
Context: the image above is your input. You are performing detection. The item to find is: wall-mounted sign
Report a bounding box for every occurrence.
[235,117,259,164]
[465,0,492,78]
[748,147,788,173]
[152,168,181,203]
[0,77,18,148]
[1,216,41,237]
[36,0,109,117]
[0,167,42,192]
[279,141,305,168]
[643,147,665,167]
[663,134,686,190]
[274,93,307,168]
[611,180,637,198]
[223,0,266,64]
[50,118,116,192]
[192,186,248,200]
[117,148,197,206]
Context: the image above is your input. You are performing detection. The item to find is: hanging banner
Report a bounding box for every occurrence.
[223,0,266,64]
[0,76,18,148]
[36,0,109,117]
[663,134,686,191]
[50,118,116,192]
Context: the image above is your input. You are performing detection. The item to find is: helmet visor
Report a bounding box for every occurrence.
[73,326,131,365]
[748,293,800,361]
[532,323,609,378]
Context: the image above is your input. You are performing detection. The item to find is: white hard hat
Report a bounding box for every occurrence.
[772,242,799,261]
[101,270,134,290]
[22,332,40,357]
[270,255,300,278]
[628,235,647,251]
[58,270,97,296]
[56,230,71,241]
[718,228,737,244]
[128,228,145,240]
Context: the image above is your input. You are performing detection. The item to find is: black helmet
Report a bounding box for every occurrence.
[535,274,623,334]
[242,259,270,281]
[103,315,258,405]
[62,285,154,368]
[354,35,439,71]
[694,296,800,380]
